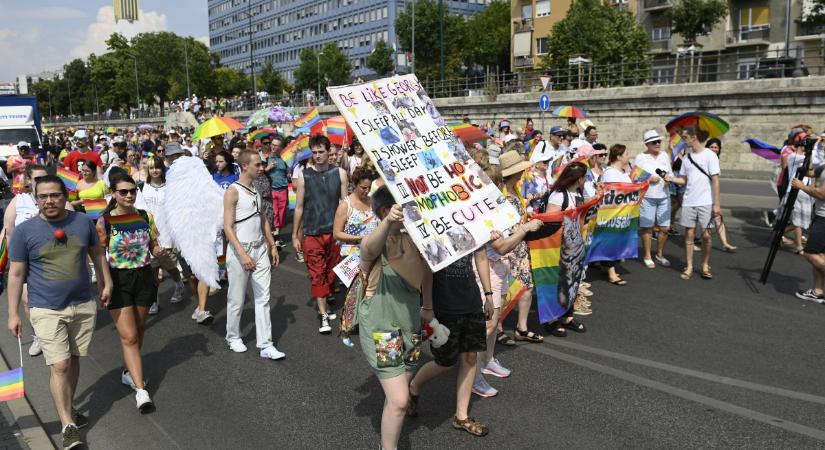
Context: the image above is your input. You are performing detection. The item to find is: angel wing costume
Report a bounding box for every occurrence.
[156,156,224,288]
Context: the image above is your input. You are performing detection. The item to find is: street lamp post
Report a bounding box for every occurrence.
[411,0,415,74]
[66,72,73,116]
[184,39,191,98]
[132,54,140,114]
[316,51,324,103]
[245,2,257,109]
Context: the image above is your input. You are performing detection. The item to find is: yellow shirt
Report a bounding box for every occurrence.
[78,180,107,200]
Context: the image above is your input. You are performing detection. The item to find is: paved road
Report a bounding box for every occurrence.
[3,182,825,449]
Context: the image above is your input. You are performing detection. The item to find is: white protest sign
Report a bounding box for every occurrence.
[328,75,520,271]
[333,252,361,288]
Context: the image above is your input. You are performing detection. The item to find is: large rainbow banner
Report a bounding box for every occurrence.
[528,196,601,324]
[585,182,648,264]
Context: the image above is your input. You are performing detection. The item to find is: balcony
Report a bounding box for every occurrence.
[726,26,770,46]
[514,18,533,33]
[643,0,671,10]
[797,23,825,39]
[649,39,671,53]
[514,56,535,69]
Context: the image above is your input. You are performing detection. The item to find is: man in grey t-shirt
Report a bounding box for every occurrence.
[6,175,111,449]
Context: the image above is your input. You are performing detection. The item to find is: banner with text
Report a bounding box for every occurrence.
[585,182,648,264]
[328,75,520,271]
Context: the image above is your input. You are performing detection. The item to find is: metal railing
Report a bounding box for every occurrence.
[727,26,771,45]
[643,0,671,9]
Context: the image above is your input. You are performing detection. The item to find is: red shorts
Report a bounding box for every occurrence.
[303,234,340,298]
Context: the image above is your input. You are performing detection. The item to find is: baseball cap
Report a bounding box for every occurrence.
[499,120,511,129]
[529,141,554,164]
[167,129,179,135]
[164,142,184,157]
[73,129,88,140]
[549,125,566,136]
[577,144,606,158]
[643,129,662,144]
[16,141,31,148]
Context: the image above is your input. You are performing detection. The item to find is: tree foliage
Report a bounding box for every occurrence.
[293,48,321,92]
[798,0,825,30]
[463,0,510,70]
[542,0,650,69]
[666,0,728,44]
[259,61,292,95]
[320,42,353,87]
[367,40,395,77]
[396,0,468,80]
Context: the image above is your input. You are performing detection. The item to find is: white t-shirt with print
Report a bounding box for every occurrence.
[601,166,632,183]
[682,149,720,207]
[635,152,673,199]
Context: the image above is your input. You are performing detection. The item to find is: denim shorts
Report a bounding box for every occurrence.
[640,197,671,228]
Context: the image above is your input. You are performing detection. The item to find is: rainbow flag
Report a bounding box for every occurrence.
[57,167,80,191]
[326,116,348,136]
[217,255,226,272]
[0,368,24,402]
[670,133,685,160]
[499,277,528,324]
[82,198,108,220]
[288,183,297,211]
[585,182,648,264]
[281,134,311,169]
[629,166,652,183]
[106,213,148,232]
[293,107,320,128]
[529,196,601,324]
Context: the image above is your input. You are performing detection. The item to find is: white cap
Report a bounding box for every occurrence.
[643,129,662,144]
[529,141,554,164]
[113,136,124,143]
[487,144,502,165]
[570,138,588,150]
[503,133,517,144]
[166,129,179,135]
[73,129,88,140]
[16,141,31,148]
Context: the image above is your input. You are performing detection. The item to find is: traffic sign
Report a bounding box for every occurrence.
[539,94,550,111]
[540,76,551,91]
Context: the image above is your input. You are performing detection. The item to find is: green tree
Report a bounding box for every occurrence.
[666,0,728,44]
[212,67,250,97]
[464,0,510,70]
[367,40,395,77]
[293,48,320,92]
[396,0,467,80]
[797,0,825,31]
[259,61,292,95]
[541,0,650,87]
[320,42,352,87]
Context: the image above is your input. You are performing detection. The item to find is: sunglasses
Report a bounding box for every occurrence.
[116,188,138,196]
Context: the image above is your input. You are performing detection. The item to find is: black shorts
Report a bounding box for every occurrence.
[109,266,158,310]
[805,216,825,254]
[430,311,487,367]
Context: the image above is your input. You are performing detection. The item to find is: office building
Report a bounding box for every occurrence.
[208,0,491,85]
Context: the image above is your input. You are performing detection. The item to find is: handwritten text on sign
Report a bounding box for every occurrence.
[329,75,519,271]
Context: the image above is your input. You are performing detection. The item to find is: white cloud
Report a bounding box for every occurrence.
[18,6,87,20]
[70,6,167,58]
[196,35,210,48]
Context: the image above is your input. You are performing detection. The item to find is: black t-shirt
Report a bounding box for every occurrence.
[432,254,482,315]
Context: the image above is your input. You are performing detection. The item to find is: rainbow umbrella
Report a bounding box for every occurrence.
[665,111,729,139]
[552,106,587,119]
[248,127,278,142]
[192,116,244,140]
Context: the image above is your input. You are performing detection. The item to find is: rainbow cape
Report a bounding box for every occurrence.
[585,182,648,264]
[57,167,80,191]
[629,166,652,183]
[281,134,311,169]
[82,198,108,220]
[293,107,320,128]
[0,368,24,402]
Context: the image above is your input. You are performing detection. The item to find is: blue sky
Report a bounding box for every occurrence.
[0,0,209,80]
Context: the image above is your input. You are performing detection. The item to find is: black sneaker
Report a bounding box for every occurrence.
[319,313,332,334]
[71,408,88,429]
[667,228,680,236]
[62,424,82,449]
[795,289,825,304]
[274,240,286,249]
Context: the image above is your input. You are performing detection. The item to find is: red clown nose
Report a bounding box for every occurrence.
[53,229,66,241]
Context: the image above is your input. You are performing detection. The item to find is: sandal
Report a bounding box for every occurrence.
[609,277,627,286]
[700,266,713,280]
[580,281,592,289]
[542,322,567,337]
[496,331,516,346]
[680,269,692,280]
[722,245,737,253]
[514,328,545,343]
[564,319,587,333]
[452,416,488,437]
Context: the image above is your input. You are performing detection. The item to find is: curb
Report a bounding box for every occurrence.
[0,343,54,450]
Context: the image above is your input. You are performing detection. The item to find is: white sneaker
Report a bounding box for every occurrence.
[191,307,200,320]
[471,374,498,397]
[28,336,42,357]
[482,357,512,378]
[135,389,154,414]
[654,255,671,267]
[121,370,136,390]
[148,302,159,315]
[169,282,184,303]
[643,259,655,269]
[195,310,214,325]
[326,312,337,320]
[319,313,332,334]
[260,346,286,360]
[228,340,248,353]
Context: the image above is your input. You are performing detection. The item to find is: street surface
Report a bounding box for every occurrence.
[3,178,825,449]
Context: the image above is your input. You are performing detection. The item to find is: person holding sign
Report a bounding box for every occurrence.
[600,144,633,286]
[333,167,379,257]
[292,135,348,334]
[358,186,433,450]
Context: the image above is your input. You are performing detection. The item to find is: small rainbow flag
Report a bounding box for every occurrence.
[217,255,226,272]
[0,367,24,402]
[57,167,80,191]
[82,198,108,220]
[670,133,685,160]
[280,134,311,169]
[326,116,348,136]
[0,230,8,281]
[106,213,149,232]
[293,107,320,128]
[629,166,652,183]
[288,183,297,211]
[67,191,79,202]
[499,277,528,324]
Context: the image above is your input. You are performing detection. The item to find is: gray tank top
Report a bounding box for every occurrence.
[303,166,341,235]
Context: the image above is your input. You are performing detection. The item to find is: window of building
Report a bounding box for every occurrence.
[536,0,551,17]
[651,19,670,41]
[536,37,548,55]
[521,4,532,19]
[651,66,674,84]
[737,59,757,80]
[740,6,769,30]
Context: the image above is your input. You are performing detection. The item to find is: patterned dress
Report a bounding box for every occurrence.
[339,197,378,257]
[504,194,534,289]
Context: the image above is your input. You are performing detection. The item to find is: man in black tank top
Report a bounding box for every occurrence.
[292,135,348,334]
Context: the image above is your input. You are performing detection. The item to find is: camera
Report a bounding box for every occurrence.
[655,168,667,178]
